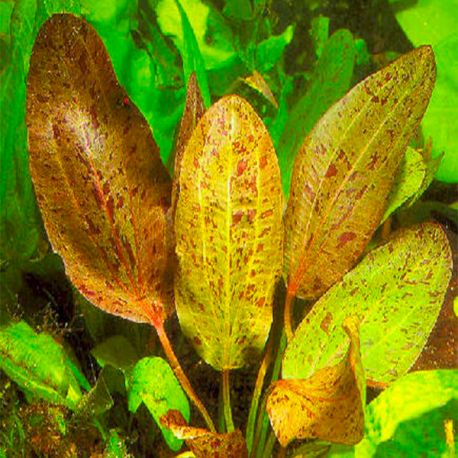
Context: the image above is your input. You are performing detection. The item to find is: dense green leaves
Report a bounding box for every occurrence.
[0,321,84,410]
[284,46,436,300]
[174,96,283,370]
[283,223,452,384]
[127,357,190,451]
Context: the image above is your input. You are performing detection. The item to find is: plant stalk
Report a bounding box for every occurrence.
[222,369,235,432]
[154,320,216,432]
[284,290,295,342]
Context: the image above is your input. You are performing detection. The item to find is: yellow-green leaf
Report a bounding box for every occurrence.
[174,95,283,370]
[267,318,365,447]
[284,46,436,300]
[26,15,173,325]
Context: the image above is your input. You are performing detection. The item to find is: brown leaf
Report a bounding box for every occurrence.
[243,71,278,108]
[174,95,283,370]
[26,14,173,325]
[284,46,436,300]
[161,410,248,458]
[171,73,205,220]
[267,318,365,447]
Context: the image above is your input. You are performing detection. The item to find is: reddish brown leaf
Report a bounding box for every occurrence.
[171,72,205,220]
[26,14,173,325]
[284,46,436,299]
[243,71,278,108]
[161,410,248,458]
[267,318,365,447]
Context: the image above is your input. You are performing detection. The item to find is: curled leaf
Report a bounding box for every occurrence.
[27,14,173,325]
[283,223,452,385]
[267,318,365,447]
[175,95,283,370]
[243,71,278,108]
[284,46,436,299]
[161,410,248,458]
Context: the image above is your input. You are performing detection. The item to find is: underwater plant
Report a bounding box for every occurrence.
[1,3,456,458]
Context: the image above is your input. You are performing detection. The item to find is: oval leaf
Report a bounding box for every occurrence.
[26,14,173,324]
[284,46,436,299]
[175,95,283,370]
[283,223,452,384]
[161,410,248,458]
[127,357,190,452]
[267,318,365,447]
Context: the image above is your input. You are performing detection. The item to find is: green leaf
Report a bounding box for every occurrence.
[174,96,283,370]
[104,430,129,458]
[91,336,139,371]
[394,0,458,183]
[76,368,114,418]
[277,28,355,197]
[355,370,458,457]
[255,25,294,73]
[283,223,452,385]
[127,357,190,452]
[267,318,365,447]
[283,47,436,300]
[0,321,83,410]
[310,15,330,58]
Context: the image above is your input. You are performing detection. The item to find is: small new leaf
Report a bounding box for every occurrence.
[284,46,436,299]
[27,15,173,325]
[175,95,283,370]
[267,318,365,447]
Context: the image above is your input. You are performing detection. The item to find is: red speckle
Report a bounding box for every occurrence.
[337,232,356,248]
[261,209,273,218]
[247,209,256,222]
[259,156,268,169]
[232,210,244,225]
[194,336,202,345]
[237,159,247,176]
[325,164,337,178]
[256,297,266,307]
[123,97,130,106]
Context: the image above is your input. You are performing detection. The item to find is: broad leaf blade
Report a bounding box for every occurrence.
[0,321,83,410]
[283,223,452,384]
[127,357,190,452]
[175,95,283,370]
[284,46,436,299]
[162,410,248,458]
[27,14,173,325]
[267,318,365,447]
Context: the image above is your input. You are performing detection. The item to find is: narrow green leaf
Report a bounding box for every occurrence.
[355,370,458,457]
[174,96,283,370]
[127,357,190,452]
[0,321,83,409]
[284,46,435,299]
[278,28,355,197]
[283,223,452,384]
[104,430,129,458]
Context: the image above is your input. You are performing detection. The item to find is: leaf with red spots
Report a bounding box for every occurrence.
[267,318,365,447]
[283,223,452,385]
[161,410,248,458]
[26,14,173,325]
[170,72,205,220]
[174,95,283,370]
[284,46,436,300]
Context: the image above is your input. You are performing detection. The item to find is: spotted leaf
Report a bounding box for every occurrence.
[284,46,436,299]
[161,410,248,458]
[267,318,365,447]
[27,14,173,325]
[174,95,283,370]
[283,223,452,385]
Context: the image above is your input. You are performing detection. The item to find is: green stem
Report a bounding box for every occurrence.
[155,320,216,432]
[222,369,235,432]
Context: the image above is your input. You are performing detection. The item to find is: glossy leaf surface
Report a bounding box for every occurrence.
[278,28,355,197]
[355,370,458,457]
[27,14,173,325]
[175,95,283,370]
[283,223,452,384]
[0,321,84,410]
[267,318,365,447]
[284,46,436,299]
[127,357,190,451]
[171,72,205,219]
[161,410,248,458]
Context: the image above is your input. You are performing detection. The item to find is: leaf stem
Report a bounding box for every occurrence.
[154,320,216,432]
[284,290,295,342]
[246,339,273,453]
[222,369,235,432]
